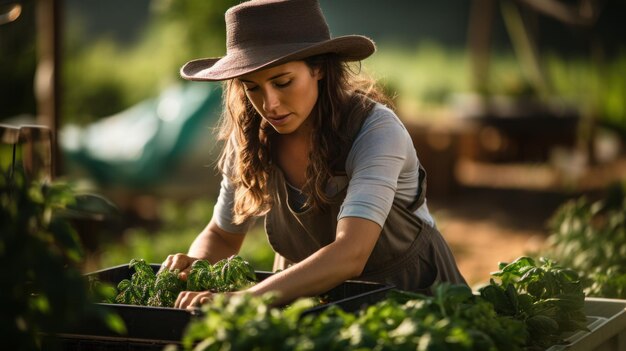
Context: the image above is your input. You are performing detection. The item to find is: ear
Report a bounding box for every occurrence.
[311,66,324,80]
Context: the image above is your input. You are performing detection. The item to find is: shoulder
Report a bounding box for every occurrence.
[345,102,415,171]
[355,102,410,143]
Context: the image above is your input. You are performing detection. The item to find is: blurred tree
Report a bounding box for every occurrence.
[153,0,234,58]
[61,0,235,125]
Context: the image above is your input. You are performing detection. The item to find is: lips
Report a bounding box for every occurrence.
[266,113,291,126]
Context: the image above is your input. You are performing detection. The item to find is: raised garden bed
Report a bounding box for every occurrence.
[548,297,626,351]
[50,263,393,349]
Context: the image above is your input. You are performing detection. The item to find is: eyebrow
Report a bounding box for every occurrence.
[239,72,291,84]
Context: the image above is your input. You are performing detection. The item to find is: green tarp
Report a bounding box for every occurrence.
[61,83,222,187]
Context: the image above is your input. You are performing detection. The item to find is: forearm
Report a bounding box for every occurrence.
[246,217,381,305]
[246,243,357,305]
[188,219,244,264]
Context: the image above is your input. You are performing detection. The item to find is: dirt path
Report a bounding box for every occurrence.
[428,187,574,287]
[439,217,547,287]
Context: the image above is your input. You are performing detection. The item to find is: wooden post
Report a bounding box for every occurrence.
[467,0,496,93]
[35,0,61,177]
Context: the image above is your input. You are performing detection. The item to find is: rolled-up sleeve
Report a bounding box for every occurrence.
[338,107,414,228]
[213,173,255,234]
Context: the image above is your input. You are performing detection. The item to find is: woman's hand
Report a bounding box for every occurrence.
[175,290,214,310]
[160,253,200,281]
[175,291,243,310]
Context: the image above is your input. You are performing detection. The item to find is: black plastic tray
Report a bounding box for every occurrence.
[56,263,393,346]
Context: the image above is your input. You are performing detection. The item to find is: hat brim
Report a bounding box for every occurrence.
[180,35,375,82]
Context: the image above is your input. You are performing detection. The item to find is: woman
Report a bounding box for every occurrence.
[162,0,466,309]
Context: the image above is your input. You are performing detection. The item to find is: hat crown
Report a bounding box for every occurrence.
[225,0,331,53]
[181,0,375,81]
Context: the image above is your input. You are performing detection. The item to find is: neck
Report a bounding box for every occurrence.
[274,128,312,189]
[276,130,311,158]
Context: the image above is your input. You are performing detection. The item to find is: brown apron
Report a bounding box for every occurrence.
[264,150,466,294]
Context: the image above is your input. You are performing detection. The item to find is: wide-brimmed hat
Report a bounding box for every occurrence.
[180,0,376,81]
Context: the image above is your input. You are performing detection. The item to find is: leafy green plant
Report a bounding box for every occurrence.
[174,255,592,350]
[178,284,527,351]
[0,166,125,350]
[542,182,626,298]
[115,259,158,306]
[479,256,587,350]
[187,255,256,292]
[362,285,527,351]
[180,293,308,351]
[115,255,256,307]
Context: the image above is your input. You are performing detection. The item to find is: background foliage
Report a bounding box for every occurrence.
[0,166,124,350]
[540,181,626,299]
[61,0,236,125]
[91,199,274,273]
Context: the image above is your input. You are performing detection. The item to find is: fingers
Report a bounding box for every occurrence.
[199,295,211,304]
[174,290,192,309]
[159,255,173,273]
[171,253,193,270]
[178,266,192,281]
[175,291,213,310]
[161,253,197,273]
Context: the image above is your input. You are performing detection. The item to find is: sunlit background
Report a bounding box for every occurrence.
[2,0,625,286]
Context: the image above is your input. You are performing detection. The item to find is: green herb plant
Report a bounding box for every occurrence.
[179,284,527,351]
[543,182,626,299]
[0,166,125,350]
[115,255,256,307]
[175,256,590,350]
[479,256,588,350]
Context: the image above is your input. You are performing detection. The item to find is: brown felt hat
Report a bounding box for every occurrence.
[180,0,376,81]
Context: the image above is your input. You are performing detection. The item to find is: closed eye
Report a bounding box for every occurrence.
[243,84,258,92]
[274,80,292,88]
[240,77,291,92]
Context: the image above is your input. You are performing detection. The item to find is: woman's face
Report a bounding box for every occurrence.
[238,61,322,135]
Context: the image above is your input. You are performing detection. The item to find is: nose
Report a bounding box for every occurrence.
[262,88,280,113]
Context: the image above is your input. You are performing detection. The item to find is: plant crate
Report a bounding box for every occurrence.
[547,297,626,351]
[51,263,393,349]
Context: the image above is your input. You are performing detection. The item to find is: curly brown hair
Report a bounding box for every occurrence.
[216,54,393,224]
